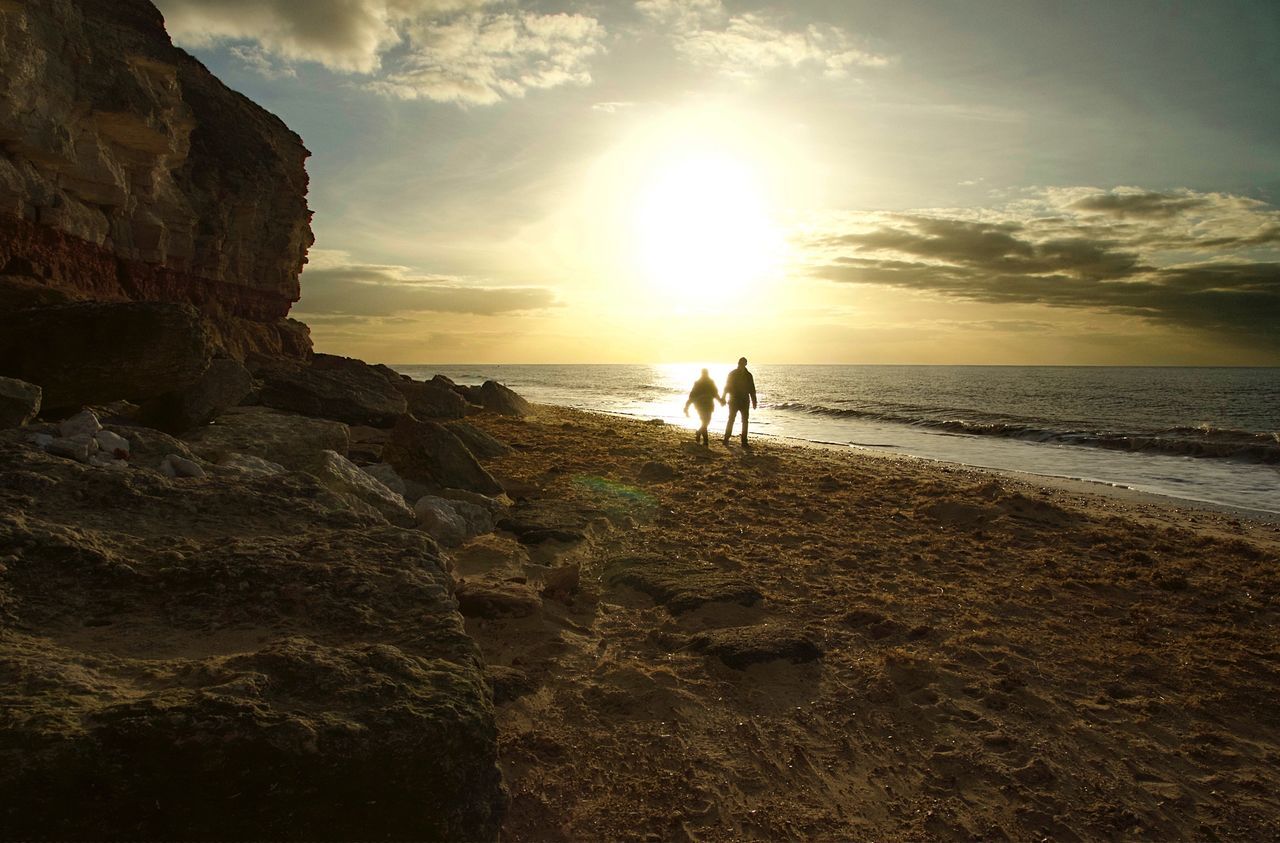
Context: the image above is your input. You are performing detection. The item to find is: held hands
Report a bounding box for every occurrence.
[683,403,690,417]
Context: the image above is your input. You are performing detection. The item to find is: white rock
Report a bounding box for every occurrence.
[47,433,98,462]
[27,433,55,449]
[161,453,206,478]
[361,463,407,497]
[218,452,287,476]
[313,450,415,526]
[94,429,130,456]
[414,496,468,547]
[58,409,102,438]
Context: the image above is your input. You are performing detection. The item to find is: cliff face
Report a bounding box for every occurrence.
[0,0,313,356]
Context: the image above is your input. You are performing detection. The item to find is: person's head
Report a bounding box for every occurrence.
[700,368,709,377]
[737,357,748,368]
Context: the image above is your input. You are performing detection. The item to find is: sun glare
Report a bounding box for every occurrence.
[631,152,785,300]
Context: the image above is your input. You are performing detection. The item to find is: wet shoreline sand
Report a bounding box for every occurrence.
[464,403,1280,841]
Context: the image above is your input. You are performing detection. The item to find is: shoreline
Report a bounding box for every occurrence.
[547,404,1280,527]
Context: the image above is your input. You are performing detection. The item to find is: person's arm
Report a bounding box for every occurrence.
[749,373,758,408]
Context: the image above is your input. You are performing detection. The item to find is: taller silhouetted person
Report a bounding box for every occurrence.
[722,357,757,447]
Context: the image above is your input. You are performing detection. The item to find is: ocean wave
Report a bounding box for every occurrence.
[769,402,1280,464]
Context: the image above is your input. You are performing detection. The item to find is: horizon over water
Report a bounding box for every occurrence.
[394,363,1280,516]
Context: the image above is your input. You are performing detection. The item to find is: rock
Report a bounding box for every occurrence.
[398,378,471,420]
[638,461,676,482]
[313,451,416,527]
[541,563,581,603]
[0,302,215,412]
[438,487,512,513]
[434,374,483,406]
[183,407,349,472]
[687,625,823,669]
[140,358,253,432]
[94,429,131,458]
[446,421,512,458]
[88,454,130,470]
[0,437,502,842]
[415,496,470,547]
[256,354,407,427]
[486,665,537,704]
[161,454,207,479]
[603,556,763,614]
[0,376,41,427]
[455,579,541,619]
[450,499,497,537]
[384,416,503,495]
[26,432,55,449]
[58,410,102,438]
[216,452,286,476]
[46,434,99,463]
[361,463,407,497]
[477,380,531,416]
[106,425,196,470]
[0,0,313,362]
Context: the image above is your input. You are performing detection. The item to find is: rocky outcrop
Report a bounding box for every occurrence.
[0,301,213,411]
[384,415,503,496]
[256,354,407,427]
[0,432,505,840]
[0,0,313,360]
[182,406,349,471]
[139,357,253,432]
[478,380,532,416]
[0,376,40,427]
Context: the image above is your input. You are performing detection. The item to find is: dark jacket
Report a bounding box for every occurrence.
[723,368,756,406]
[687,376,719,410]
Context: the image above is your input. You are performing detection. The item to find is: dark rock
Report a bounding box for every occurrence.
[0,302,214,412]
[486,665,537,704]
[446,421,512,458]
[455,579,541,619]
[399,379,471,419]
[384,415,503,495]
[0,436,504,842]
[477,380,532,416]
[0,376,41,428]
[638,461,676,482]
[434,375,483,406]
[139,358,253,432]
[603,555,762,613]
[687,625,823,669]
[183,406,349,472]
[256,354,407,427]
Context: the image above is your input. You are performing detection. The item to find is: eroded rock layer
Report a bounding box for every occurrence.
[0,0,313,357]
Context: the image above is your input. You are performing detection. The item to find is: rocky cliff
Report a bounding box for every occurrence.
[0,0,313,359]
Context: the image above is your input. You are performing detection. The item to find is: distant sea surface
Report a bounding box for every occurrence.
[394,364,1280,515]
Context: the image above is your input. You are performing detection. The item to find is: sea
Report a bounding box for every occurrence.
[394,364,1280,516]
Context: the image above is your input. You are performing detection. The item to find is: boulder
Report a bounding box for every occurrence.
[46,434,98,463]
[256,354,407,427]
[361,463,407,498]
[314,451,416,527]
[446,421,512,458]
[0,436,503,841]
[687,625,823,669]
[183,406,350,472]
[140,358,253,432]
[106,425,197,470]
[415,496,469,547]
[603,556,763,614]
[0,302,214,412]
[160,454,207,479]
[94,430,131,458]
[399,379,471,420]
[434,374,483,406]
[477,380,531,416]
[58,410,102,438]
[0,376,41,428]
[384,416,503,495]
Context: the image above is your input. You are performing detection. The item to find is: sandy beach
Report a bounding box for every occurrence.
[456,404,1280,841]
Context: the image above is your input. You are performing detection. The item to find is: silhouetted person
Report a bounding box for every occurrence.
[722,357,757,447]
[684,368,724,447]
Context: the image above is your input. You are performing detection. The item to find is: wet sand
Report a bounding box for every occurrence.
[463,404,1280,841]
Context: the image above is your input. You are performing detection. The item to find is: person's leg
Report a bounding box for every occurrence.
[740,404,750,446]
[698,409,712,445]
[724,407,737,443]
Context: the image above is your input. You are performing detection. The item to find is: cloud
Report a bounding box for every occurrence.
[371,12,605,104]
[154,0,605,104]
[637,0,888,78]
[296,253,560,316]
[807,188,1280,346]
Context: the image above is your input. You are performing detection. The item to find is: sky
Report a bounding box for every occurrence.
[154,0,1280,365]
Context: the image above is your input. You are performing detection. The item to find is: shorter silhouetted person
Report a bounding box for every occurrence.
[684,368,724,447]
[722,357,757,447]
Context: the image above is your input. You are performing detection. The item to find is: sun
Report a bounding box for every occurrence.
[631,151,785,300]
